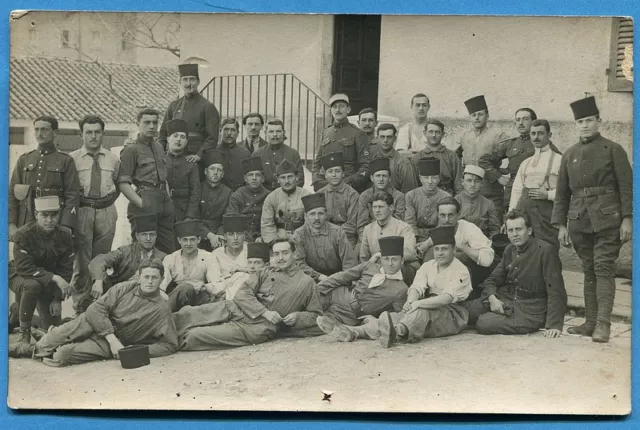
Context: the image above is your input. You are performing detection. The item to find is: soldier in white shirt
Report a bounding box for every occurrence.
[395,93,431,154]
[509,120,562,250]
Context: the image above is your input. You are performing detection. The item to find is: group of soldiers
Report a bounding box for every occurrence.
[7,63,632,366]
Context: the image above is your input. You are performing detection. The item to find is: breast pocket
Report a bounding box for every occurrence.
[22,164,36,182]
[46,165,65,188]
[341,139,357,162]
[136,157,157,182]
[100,165,116,194]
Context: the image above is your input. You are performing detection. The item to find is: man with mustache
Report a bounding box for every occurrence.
[358,108,380,155]
[396,93,431,154]
[119,108,176,254]
[509,120,562,250]
[292,193,358,282]
[261,159,311,243]
[68,115,121,315]
[552,96,633,342]
[372,123,419,194]
[239,112,267,153]
[216,118,252,191]
[358,157,407,224]
[252,118,305,191]
[455,95,508,221]
[159,64,220,161]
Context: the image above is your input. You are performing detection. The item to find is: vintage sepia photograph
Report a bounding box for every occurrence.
[6,11,633,414]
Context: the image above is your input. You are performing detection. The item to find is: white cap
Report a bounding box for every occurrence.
[329,93,350,106]
[34,196,61,212]
[464,165,485,179]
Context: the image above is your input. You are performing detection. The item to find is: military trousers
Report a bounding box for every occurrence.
[9,276,61,331]
[127,188,176,255]
[461,296,546,335]
[517,189,560,251]
[166,281,213,312]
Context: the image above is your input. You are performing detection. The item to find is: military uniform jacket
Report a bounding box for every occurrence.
[88,243,166,286]
[311,120,371,191]
[455,192,501,239]
[216,142,252,191]
[404,187,452,242]
[551,133,632,233]
[158,93,220,156]
[9,144,80,229]
[239,136,267,154]
[374,149,419,194]
[225,185,270,241]
[10,222,74,300]
[261,187,311,243]
[317,181,365,245]
[410,144,463,195]
[252,143,305,191]
[358,186,407,224]
[118,135,168,188]
[166,153,201,219]
[199,181,232,236]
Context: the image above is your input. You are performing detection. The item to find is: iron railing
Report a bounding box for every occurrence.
[201,73,331,161]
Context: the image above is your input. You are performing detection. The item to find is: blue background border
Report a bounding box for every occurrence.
[1,0,637,428]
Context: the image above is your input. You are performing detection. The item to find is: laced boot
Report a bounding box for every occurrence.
[592,321,611,343]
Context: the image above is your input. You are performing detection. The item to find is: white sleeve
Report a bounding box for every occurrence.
[509,159,527,211]
[408,263,430,298]
[444,264,472,303]
[395,124,410,151]
[463,222,495,267]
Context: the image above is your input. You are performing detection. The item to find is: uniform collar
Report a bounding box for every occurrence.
[514,237,533,253]
[518,133,531,141]
[333,119,350,128]
[580,132,601,144]
[136,134,155,145]
[327,181,347,193]
[38,143,57,155]
[79,146,107,157]
[379,148,397,158]
[271,263,300,277]
[168,151,185,158]
[423,144,445,153]
[306,222,329,236]
[221,141,237,149]
[133,285,162,301]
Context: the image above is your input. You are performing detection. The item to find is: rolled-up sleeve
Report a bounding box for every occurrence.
[117,146,137,185]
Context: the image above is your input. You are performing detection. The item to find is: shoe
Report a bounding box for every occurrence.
[30,328,47,342]
[316,316,337,335]
[329,325,357,342]
[592,321,611,343]
[8,342,35,358]
[567,322,596,336]
[378,312,397,349]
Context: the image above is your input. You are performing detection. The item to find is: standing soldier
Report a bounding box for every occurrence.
[358,108,380,156]
[9,115,79,237]
[455,95,508,219]
[253,118,305,191]
[552,96,632,343]
[69,115,120,315]
[456,165,501,240]
[312,93,371,192]
[316,152,365,248]
[159,63,220,160]
[225,156,270,242]
[165,119,201,223]
[239,113,267,153]
[118,108,175,254]
[373,123,419,194]
[198,150,233,251]
[217,118,252,191]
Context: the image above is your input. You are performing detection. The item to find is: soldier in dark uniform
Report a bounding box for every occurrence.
[312,93,371,192]
[217,118,252,191]
[225,157,270,242]
[198,150,233,251]
[8,197,74,357]
[479,108,560,213]
[358,108,381,156]
[9,115,79,237]
[239,112,268,153]
[552,96,633,343]
[158,63,220,159]
[118,108,176,255]
[165,119,201,223]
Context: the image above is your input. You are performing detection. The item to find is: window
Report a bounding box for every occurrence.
[608,17,633,92]
[61,29,70,48]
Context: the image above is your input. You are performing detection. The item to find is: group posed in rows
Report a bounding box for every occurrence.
[7,63,632,366]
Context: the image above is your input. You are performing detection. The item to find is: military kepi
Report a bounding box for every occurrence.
[301,193,326,212]
[222,215,245,233]
[464,165,485,180]
[202,149,228,168]
[34,196,60,212]
[464,95,488,114]
[276,159,297,176]
[178,63,199,78]
[430,226,456,246]
[378,236,404,257]
[570,96,599,120]
[118,344,150,369]
[133,214,157,233]
[370,157,390,174]
[247,242,271,261]
[242,156,263,174]
[329,93,350,106]
[418,157,440,176]
[320,152,344,170]
[166,119,188,136]
[175,219,202,238]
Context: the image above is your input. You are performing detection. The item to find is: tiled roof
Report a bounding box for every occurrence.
[10,57,179,124]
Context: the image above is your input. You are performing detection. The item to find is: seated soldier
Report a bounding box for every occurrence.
[455,165,501,239]
[315,236,409,341]
[360,191,419,284]
[8,196,74,356]
[76,214,167,313]
[177,239,322,350]
[358,157,407,224]
[419,197,495,293]
[405,157,452,248]
[165,119,201,223]
[292,193,358,282]
[462,210,567,337]
[323,227,472,346]
[198,150,233,251]
[16,260,179,366]
[160,219,212,312]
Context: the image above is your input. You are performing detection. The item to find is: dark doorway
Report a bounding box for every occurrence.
[332,15,381,115]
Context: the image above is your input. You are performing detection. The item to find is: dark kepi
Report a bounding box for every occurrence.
[202,149,228,168]
[178,64,199,78]
[430,226,456,246]
[276,159,297,176]
[418,157,440,176]
[242,156,263,174]
[301,193,326,212]
[166,119,188,136]
[133,214,157,234]
[378,236,404,257]
[320,152,344,170]
[118,345,150,369]
[175,219,202,238]
[491,233,510,258]
[369,157,390,174]
[570,96,599,120]
[247,242,271,261]
[464,95,488,114]
[222,214,246,233]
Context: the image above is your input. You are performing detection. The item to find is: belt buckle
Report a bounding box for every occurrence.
[35,188,42,198]
[169,189,174,197]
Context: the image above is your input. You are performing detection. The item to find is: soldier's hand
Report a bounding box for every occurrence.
[186,155,201,163]
[528,187,548,200]
[500,223,507,234]
[91,280,104,300]
[368,252,381,264]
[497,176,510,186]
[544,329,562,339]
[318,274,329,282]
[488,295,505,314]
[49,300,62,317]
[8,223,18,241]
[620,217,632,243]
[160,290,169,302]
[282,312,298,326]
[262,310,283,324]
[558,226,571,248]
[402,300,414,312]
[107,336,125,359]
[52,275,72,299]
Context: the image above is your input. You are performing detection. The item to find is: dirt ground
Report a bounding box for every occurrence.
[7,316,631,414]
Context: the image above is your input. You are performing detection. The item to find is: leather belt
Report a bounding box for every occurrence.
[169,189,190,198]
[80,192,118,209]
[513,286,547,300]
[35,187,61,198]
[573,186,617,198]
[136,184,167,193]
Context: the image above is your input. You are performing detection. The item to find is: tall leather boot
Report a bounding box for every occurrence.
[567,277,598,336]
[592,276,616,343]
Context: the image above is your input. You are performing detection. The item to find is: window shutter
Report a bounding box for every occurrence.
[608,17,633,92]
